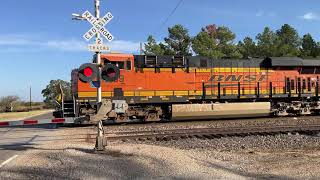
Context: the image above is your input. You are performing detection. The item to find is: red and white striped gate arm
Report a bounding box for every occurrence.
[0,118,75,127]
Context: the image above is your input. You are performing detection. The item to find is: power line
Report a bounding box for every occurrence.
[154,0,184,38]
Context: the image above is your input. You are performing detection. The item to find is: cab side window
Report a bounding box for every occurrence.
[111,61,124,69]
[126,61,131,70]
[103,59,129,70]
[117,62,124,69]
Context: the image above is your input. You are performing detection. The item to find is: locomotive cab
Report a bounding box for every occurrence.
[101,53,133,71]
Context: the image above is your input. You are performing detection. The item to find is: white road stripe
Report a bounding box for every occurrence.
[0,155,18,168]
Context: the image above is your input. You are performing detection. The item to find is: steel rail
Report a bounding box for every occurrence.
[104,124,320,141]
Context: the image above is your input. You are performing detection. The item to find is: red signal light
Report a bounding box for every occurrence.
[84,67,93,77]
[78,63,98,83]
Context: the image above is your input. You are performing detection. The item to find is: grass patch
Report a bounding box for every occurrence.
[0,109,53,121]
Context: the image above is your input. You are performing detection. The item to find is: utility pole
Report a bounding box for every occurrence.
[29,86,32,111]
[140,42,143,55]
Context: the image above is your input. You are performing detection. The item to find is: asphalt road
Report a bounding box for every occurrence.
[23,111,54,120]
[0,124,65,167]
[0,112,60,168]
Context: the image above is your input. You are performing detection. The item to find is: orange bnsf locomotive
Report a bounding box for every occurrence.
[55,54,320,122]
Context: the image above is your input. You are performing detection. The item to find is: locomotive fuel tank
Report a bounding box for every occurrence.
[172,102,271,120]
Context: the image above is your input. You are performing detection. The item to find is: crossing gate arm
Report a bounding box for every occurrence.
[0,117,76,127]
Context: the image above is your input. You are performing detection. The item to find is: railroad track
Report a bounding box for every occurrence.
[104,124,320,142]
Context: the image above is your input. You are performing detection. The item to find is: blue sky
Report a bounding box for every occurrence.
[1,0,320,101]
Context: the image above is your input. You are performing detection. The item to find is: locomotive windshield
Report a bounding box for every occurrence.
[104,59,124,69]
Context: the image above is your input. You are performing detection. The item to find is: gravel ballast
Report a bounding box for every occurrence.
[141,134,320,151]
[1,117,320,179]
[104,116,320,134]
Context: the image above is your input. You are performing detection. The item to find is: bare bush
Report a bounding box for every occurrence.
[0,96,20,112]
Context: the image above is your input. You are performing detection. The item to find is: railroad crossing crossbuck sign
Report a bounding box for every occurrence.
[82,10,114,42]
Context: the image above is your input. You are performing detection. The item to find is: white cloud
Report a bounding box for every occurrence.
[0,34,37,46]
[44,40,87,51]
[109,40,141,53]
[0,34,141,53]
[300,12,320,20]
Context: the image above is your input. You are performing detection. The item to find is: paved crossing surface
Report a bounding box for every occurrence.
[0,119,61,167]
[22,112,54,121]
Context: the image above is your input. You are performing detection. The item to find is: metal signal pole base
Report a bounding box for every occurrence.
[94,120,106,151]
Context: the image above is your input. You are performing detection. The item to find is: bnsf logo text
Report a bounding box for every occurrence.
[208,75,267,82]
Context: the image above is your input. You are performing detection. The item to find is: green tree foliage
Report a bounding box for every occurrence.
[164,24,192,56]
[192,31,224,58]
[256,27,278,57]
[144,25,191,56]
[275,24,301,56]
[255,25,303,57]
[143,35,165,55]
[216,26,242,58]
[41,79,72,106]
[301,33,318,57]
[145,23,320,59]
[192,24,241,58]
[237,37,257,58]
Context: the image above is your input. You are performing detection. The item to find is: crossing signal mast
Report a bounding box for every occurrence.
[72,0,114,104]
[72,0,115,151]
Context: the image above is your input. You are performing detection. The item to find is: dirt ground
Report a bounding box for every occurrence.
[1,125,320,180]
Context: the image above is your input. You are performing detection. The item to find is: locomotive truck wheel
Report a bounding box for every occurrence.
[146,113,158,122]
[117,114,127,122]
